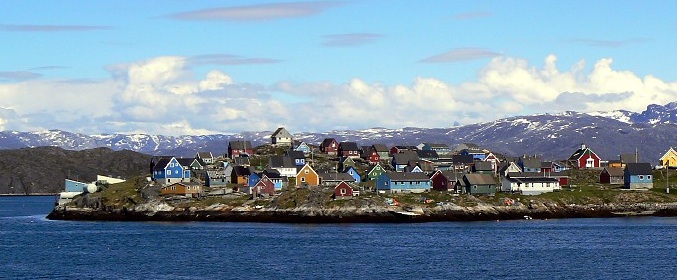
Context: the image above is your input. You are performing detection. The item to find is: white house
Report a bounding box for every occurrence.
[501,176,559,195]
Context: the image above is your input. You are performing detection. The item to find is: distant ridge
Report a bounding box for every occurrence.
[1,102,677,162]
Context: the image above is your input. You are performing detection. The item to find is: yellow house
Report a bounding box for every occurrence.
[660,147,677,168]
[295,164,320,187]
[161,182,203,198]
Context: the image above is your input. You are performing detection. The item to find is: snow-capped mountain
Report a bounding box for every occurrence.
[2,102,677,162]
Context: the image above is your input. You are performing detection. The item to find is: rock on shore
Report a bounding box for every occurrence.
[47,201,677,223]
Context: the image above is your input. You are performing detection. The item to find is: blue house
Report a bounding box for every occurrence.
[64,179,96,193]
[286,151,306,166]
[343,166,361,184]
[376,172,431,194]
[248,172,261,187]
[152,157,190,185]
[293,141,312,155]
[624,163,653,189]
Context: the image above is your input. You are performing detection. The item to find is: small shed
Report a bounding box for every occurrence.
[334,181,356,199]
[600,167,624,185]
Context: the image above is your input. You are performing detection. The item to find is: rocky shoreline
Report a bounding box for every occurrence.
[47,202,677,223]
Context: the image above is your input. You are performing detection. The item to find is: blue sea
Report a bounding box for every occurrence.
[2,196,677,279]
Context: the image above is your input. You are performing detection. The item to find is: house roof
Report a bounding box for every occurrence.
[271,127,293,138]
[339,141,360,151]
[229,140,252,150]
[367,163,384,175]
[506,172,545,178]
[603,167,625,177]
[340,156,355,164]
[464,173,496,185]
[384,172,430,181]
[319,172,354,182]
[269,156,296,168]
[233,157,250,166]
[179,157,206,167]
[499,162,522,173]
[152,158,173,172]
[393,145,418,151]
[335,181,354,190]
[285,150,305,159]
[625,163,652,175]
[296,164,318,176]
[233,166,255,176]
[261,170,282,179]
[197,152,213,159]
[393,151,419,164]
[321,138,337,147]
[426,143,450,149]
[568,145,599,161]
[451,154,474,165]
[473,161,493,171]
[520,156,541,169]
[433,170,460,181]
[540,161,553,168]
[206,169,226,178]
[372,144,389,152]
[416,150,439,159]
[508,177,558,183]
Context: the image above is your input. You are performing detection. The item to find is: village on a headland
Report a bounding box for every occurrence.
[53,127,677,221]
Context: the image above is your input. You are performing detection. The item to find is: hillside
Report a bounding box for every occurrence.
[0,147,151,194]
[2,102,677,162]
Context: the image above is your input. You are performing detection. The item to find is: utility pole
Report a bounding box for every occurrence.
[667,164,670,194]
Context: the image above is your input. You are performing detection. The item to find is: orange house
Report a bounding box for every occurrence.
[295,164,320,187]
[161,182,203,198]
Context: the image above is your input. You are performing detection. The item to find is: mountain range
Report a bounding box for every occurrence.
[2,102,677,164]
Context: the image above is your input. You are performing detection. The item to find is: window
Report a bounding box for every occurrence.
[639,175,644,180]
[305,170,309,174]
[586,158,594,168]
[166,170,170,175]
[340,189,346,195]
[648,175,652,180]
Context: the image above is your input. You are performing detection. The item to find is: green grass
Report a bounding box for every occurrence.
[88,177,145,208]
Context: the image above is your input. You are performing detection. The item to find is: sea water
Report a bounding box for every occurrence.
[1,196,677,279]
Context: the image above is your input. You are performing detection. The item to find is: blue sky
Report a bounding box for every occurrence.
[1,1,677,135]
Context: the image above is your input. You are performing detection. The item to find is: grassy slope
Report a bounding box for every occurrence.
[79,169,677,211]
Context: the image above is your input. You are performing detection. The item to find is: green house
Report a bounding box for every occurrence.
[461,173,497,195]
[365,163,385,181]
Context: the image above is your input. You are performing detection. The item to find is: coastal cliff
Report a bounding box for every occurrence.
[47,178,677,223]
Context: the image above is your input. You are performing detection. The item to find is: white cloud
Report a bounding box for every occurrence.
[2,54,677,135]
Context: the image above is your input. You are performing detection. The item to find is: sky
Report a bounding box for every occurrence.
[1,1,677,136]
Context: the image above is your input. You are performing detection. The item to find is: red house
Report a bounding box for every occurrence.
[228,140,254,159]
[389,145,417,156]
[568,144,601,169]
[364,148,381,165]
[320,138,338,155]
[551,172,569,187]
[334,181,355,199]
[338,142,361,159]
[253,175,275,196]
[430,170,460,192]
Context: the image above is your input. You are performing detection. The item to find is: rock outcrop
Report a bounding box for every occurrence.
[47,200,677,223]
